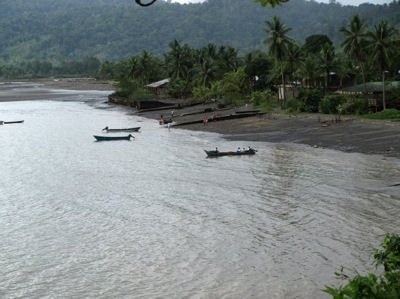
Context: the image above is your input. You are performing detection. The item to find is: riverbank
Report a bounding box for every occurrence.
[0,78,115,102]
[137,102,400,158]
[2,79,398,158]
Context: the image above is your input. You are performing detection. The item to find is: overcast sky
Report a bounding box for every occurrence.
[170,0,393,6]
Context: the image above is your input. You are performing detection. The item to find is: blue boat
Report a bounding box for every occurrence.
[93,134,134,141]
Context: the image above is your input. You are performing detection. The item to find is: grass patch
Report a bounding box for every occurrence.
[362,109,400,121]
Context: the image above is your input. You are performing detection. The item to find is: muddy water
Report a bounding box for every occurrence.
[0,85,399,298]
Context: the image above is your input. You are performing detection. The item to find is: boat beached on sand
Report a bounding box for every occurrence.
[102,126,141,132]
[93,134,134,141]
[204,148,257,157]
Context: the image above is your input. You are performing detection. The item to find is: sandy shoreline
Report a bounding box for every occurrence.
[137,103,400,159]
[2,78,399,158]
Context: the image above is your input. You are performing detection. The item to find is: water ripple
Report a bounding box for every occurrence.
[0,98,399,298]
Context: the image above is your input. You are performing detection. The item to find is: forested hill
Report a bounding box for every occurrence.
[0,0,398,62]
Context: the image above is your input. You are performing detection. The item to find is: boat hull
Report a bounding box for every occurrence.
[204,149,256,157]
[104,127,140,132]
[94,135,133,141]
[4,120,24,124]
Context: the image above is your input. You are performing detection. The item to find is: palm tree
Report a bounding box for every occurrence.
[367,20,398,110]
[298,56,319,88]
[335,54,353,89]
[165,40,192,80]
[195,56,217,87]
[339,15,368,91]
[318,43,337,92]
[286,42,302,96]
[217,46,239,73]
[264,16,293,107]
[128,56,139,80]
[255,0,290,7]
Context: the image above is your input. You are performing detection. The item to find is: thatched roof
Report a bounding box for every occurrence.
[340,81,400,93]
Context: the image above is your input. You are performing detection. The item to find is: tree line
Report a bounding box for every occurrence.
[0,0,398,62]
[108,14,399,117]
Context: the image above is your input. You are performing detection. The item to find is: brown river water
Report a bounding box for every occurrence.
[0,82,399,298]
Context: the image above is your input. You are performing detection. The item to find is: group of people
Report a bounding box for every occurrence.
[237,146,253,153]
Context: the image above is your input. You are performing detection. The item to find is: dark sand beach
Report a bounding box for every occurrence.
[137,102,400,158]
[2,78,399,158]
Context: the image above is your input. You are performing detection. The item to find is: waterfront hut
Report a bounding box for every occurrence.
[145,78,170,96]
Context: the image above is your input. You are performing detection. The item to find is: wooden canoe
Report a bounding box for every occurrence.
[94,134,134,141]
[102,126,141,132]
[204,148,257,157]
[4,120,24,124]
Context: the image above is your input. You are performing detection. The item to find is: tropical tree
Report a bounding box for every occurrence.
[318,43,337,91]
[286,42,302,85]
[298,55,319,88]
[164,40,193,81]
[367,20,398,110]
[127,51,162,84]
[339,15,368,91]
[194,56,218,87]
[302,34,333,55]
[244,51,272,90]
[254,0,290,7]
[217,46,240,74]
[335,54,353,89]
[264,16,293,107]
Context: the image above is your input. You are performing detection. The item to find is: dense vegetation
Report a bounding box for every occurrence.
[0,0,399,62]
[325,233,400,298]
[0,1,399,119]
[106,12,399,118]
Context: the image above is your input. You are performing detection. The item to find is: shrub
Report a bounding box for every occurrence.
[324,233,400,298]
[286,97,301,112]
[363,109,400,120]
[386,87,400,110]
[342,97,369,115]
[192,86,212,103]
[319,94,346,114]
[250,90,278,111]
[222,92,247,106]
[128,88,154,101]
[297,89,323,113]
[168,78,191,98]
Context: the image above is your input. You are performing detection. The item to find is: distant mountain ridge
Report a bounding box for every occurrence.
[0,0,398,62]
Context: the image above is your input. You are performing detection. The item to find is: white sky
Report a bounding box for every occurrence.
[171,0,393,5]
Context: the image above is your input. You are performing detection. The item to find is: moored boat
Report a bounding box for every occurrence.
[4,120,24,124]
[102,126,141,132]
[94,134,134,141]
[204,148,257,157]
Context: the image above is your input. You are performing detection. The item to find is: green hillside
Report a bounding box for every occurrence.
[0,0,398,62]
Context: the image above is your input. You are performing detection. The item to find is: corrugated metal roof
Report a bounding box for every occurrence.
[145,78,170,88]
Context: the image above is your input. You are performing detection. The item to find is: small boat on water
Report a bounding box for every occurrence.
[102,126,141,132]
[204,148,257,157]
[3,120,24,124]
[94,134,134,141]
